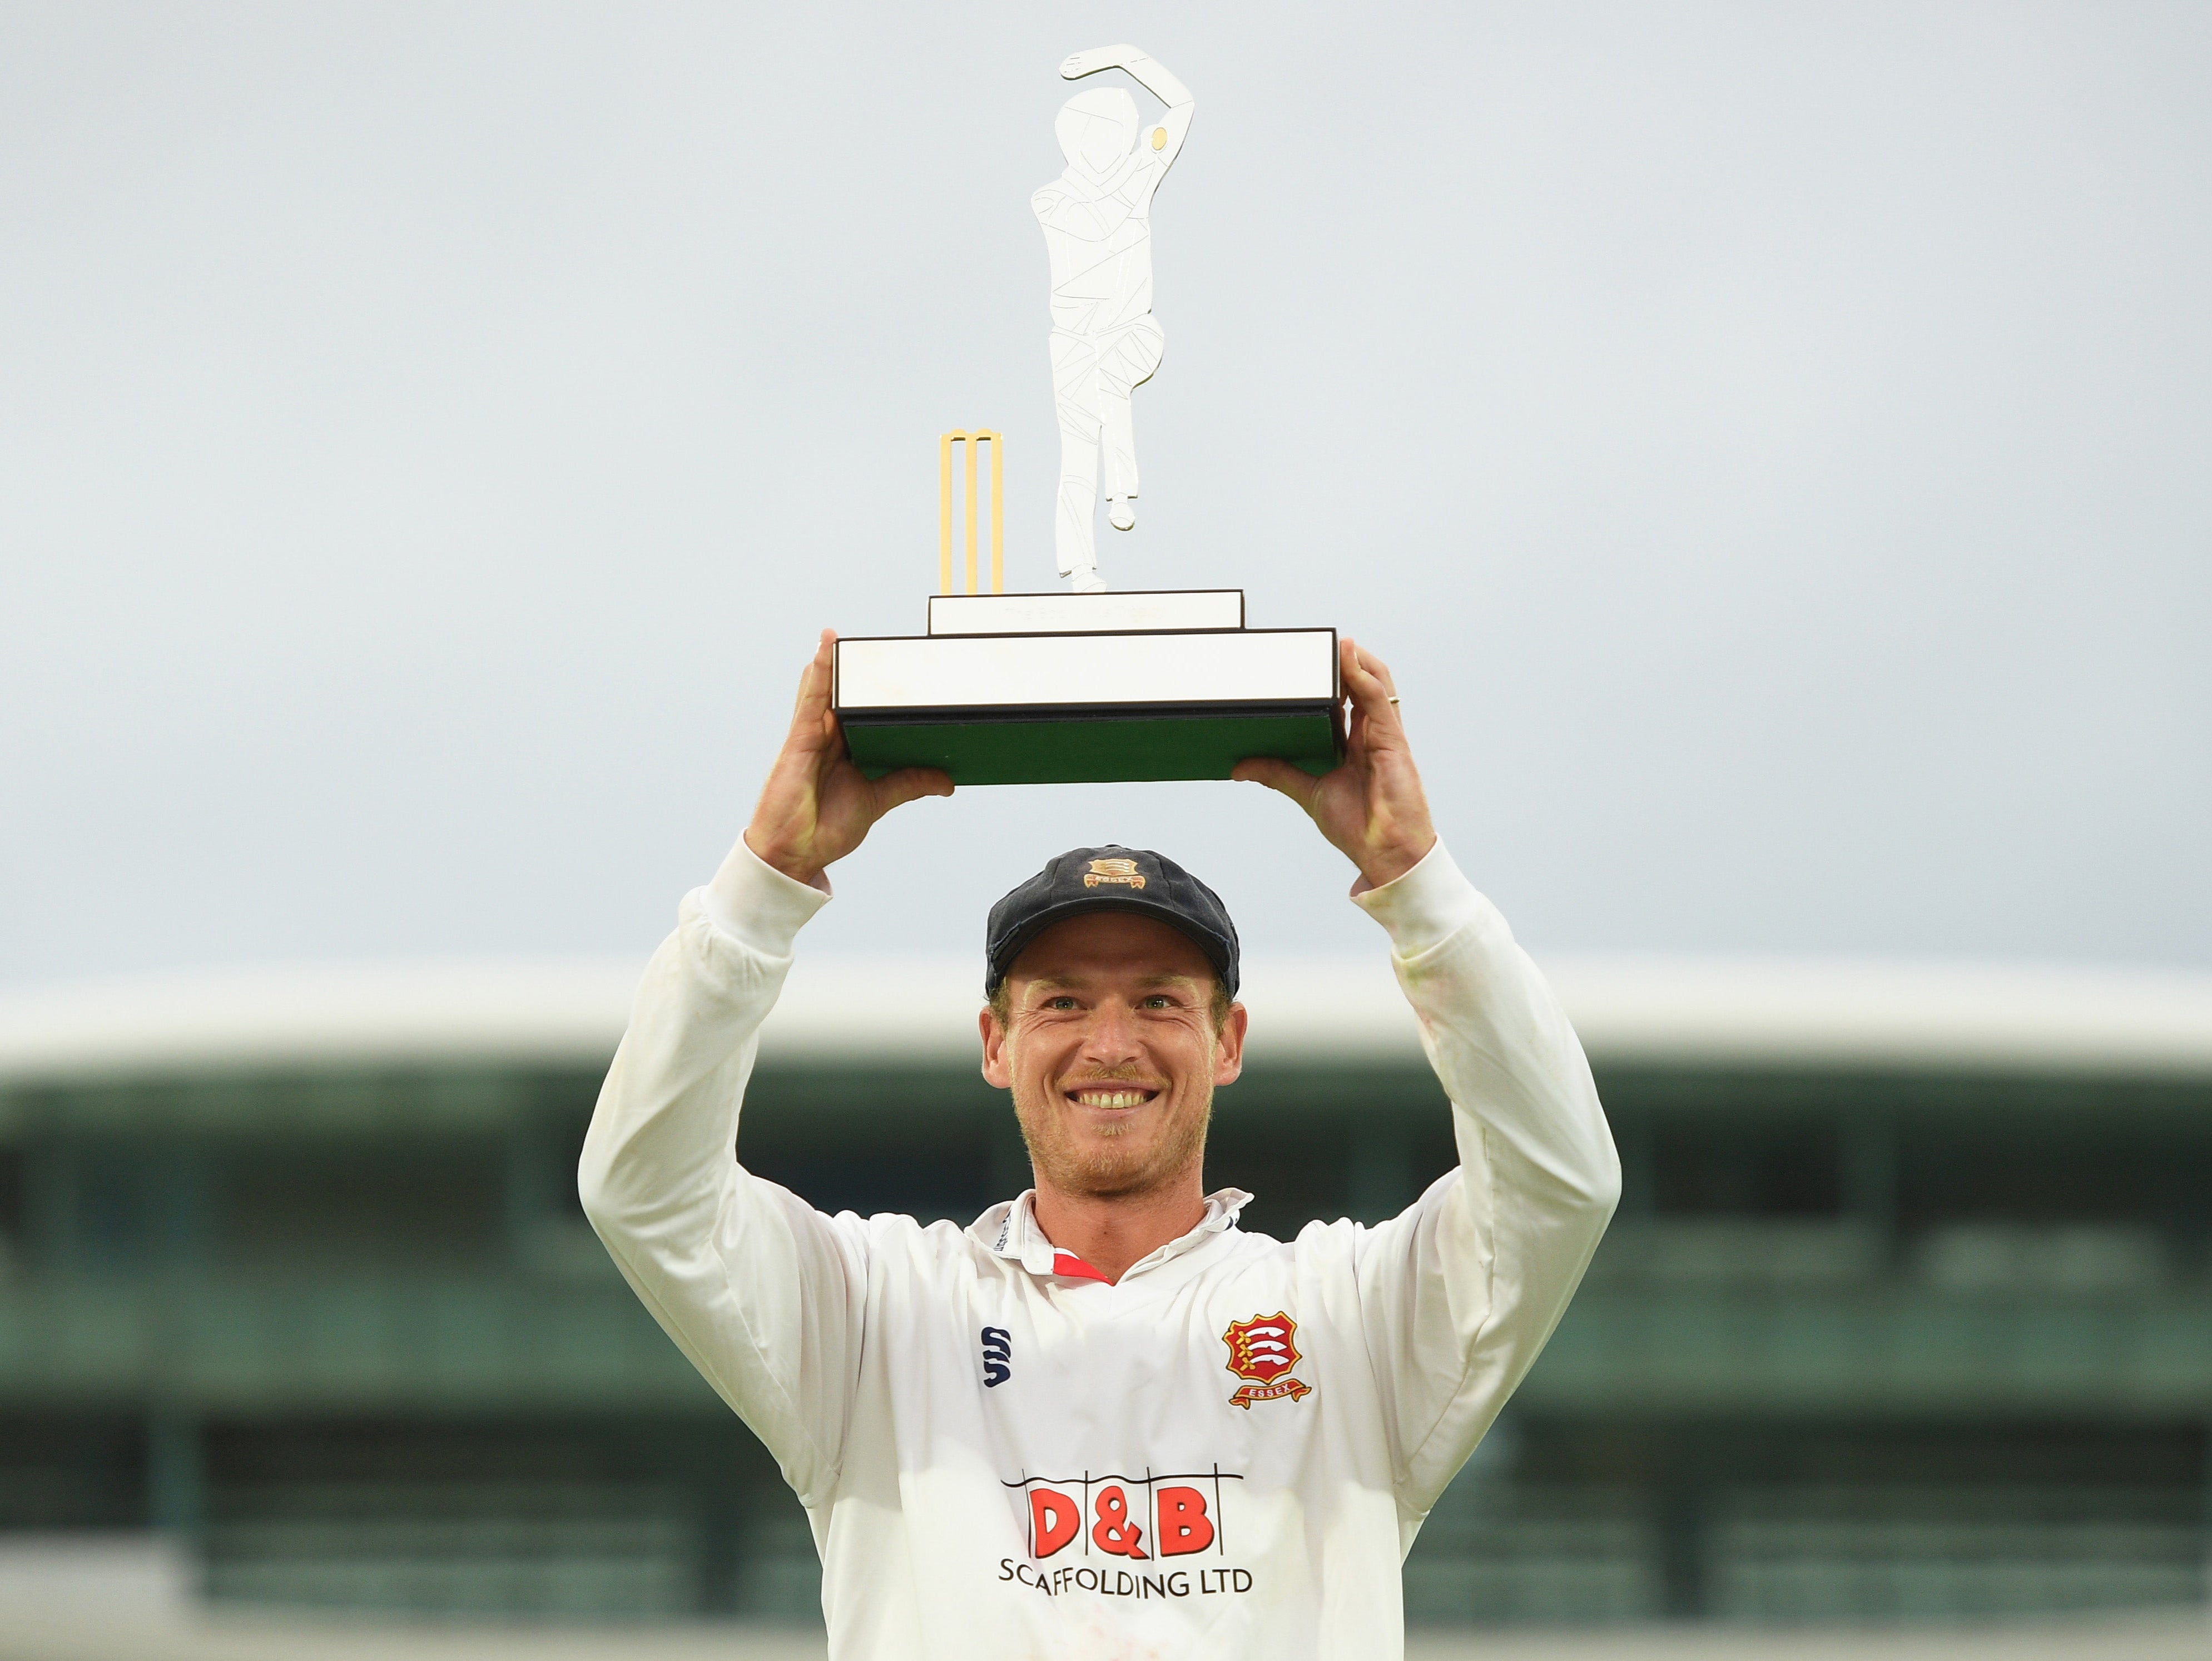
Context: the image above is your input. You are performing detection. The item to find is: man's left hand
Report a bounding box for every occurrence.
[1232,638,1437,891]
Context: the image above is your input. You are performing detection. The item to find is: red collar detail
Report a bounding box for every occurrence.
[1051,1251,1113,1284]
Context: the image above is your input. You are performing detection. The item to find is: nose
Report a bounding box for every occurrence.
[1075,1001,1144,1070]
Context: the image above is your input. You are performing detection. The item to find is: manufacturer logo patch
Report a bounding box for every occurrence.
[1221,1312,1312,1409]
[981,1326,1012,1388]
[1082,857,1146,889]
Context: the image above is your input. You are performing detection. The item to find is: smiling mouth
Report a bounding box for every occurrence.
[1065,1086,1160,1109]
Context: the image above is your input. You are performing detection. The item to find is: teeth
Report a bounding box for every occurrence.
[1074,1089,1149,1108]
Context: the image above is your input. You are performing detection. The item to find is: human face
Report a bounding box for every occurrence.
[980,913,1246,1202]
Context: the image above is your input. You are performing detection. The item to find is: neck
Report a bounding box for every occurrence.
[1029,1170,1207,1284]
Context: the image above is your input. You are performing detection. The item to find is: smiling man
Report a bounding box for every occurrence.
[579,631,1620,1659]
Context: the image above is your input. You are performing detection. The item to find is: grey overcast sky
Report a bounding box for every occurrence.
[2,3,2207,987]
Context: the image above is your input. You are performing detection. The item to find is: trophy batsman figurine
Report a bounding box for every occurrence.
[1036,44,1194,593]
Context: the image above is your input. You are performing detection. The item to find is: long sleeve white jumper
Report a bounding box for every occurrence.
[578,840,1619,1660]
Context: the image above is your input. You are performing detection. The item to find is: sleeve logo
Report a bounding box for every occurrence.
[1221,1312,1312,1409]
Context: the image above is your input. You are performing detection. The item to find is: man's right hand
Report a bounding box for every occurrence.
[744,630,953,888]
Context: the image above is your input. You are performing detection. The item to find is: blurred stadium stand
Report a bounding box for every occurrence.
[1,952,2208,1635]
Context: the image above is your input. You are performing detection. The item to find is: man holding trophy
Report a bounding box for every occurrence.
[579,626,1619,1656]
[582,42,1617,1658]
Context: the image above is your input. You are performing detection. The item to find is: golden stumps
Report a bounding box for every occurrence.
[939,430,1003,594]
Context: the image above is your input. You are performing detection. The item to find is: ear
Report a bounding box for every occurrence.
[1212,1002,1249,1088]
[979,1004,1013,1089]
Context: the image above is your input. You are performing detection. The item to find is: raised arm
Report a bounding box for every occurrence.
[577,633,951,1504]
[1236,644,1621,1518]
[1062,43,1195,168]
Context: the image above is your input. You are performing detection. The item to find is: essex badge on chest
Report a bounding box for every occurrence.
[1221,1312,1313,1409]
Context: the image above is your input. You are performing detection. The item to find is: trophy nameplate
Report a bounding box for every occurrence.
[832,47,1343,788]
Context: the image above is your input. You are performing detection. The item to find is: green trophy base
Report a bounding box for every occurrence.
[843,705,1340,786]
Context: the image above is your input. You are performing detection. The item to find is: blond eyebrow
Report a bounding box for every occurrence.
[1020,971,1201,993]
[1021,974,1087,992]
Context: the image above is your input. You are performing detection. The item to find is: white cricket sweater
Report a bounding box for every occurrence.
[578,839,1620,1660]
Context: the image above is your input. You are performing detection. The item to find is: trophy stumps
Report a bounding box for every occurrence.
[834,588,1342,787]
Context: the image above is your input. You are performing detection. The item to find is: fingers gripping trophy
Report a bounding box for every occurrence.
[1035,45,1194,593]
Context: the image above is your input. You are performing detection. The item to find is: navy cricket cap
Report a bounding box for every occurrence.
[985,846,1241,1000]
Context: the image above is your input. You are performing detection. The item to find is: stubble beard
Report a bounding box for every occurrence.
[1014,1076,1213,1201]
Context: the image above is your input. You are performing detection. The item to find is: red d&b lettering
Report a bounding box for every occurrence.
[1155,1486,1215,1556]
[1029,1488,1079,1558]
[1090,1484,1148,1559]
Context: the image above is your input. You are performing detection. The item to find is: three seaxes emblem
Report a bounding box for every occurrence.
[1221,1312,1312,1409]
